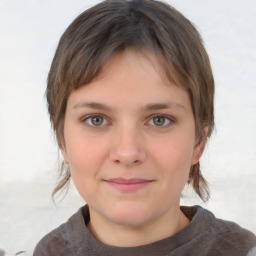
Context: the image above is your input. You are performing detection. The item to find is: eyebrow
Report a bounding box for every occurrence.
[73,102,112,111]
[72,101,185,112]
[144,102,185,111]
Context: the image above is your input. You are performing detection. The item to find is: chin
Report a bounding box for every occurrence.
[106,204,155,227]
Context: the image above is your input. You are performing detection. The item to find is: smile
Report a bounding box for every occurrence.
[103,178,154,192]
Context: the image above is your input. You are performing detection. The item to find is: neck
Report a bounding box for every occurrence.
[87,205,190,247]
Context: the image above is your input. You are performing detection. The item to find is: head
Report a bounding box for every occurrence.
[47,0,214,202]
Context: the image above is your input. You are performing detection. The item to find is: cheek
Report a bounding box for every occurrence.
[156,138,194,201]
[65,135,109,177]
[151,135,195,176]
[65,136,110,201]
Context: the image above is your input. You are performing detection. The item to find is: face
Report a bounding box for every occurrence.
[61,49,206,230]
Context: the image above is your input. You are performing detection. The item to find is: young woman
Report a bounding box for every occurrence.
[34,0,256,255]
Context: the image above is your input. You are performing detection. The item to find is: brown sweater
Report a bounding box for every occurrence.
[33,205,256,256]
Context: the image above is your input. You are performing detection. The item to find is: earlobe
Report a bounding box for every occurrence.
[191,127,208,165]
[59,144,69,164]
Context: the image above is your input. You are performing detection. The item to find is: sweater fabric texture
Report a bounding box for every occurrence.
[33,205,256,256]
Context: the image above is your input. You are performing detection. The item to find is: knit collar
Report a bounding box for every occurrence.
[64,204,213,256]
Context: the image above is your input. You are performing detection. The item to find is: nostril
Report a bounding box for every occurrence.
[109,138,147,165]
[113,158,141,166]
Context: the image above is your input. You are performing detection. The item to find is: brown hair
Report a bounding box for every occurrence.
[47,0,214,202]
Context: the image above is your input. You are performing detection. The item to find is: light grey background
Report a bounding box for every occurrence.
[0,0,255,254]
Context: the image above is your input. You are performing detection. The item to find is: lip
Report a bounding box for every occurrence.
[103,178,154,192]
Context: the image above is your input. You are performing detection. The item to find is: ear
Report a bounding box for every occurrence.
[191,126,208,165]
[59,143,69,165]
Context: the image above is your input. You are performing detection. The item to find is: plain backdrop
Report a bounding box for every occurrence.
[0,0,256,254]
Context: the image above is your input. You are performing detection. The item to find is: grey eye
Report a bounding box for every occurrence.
[149,116,172,127]
[86,116,107,126]
[153,116,165,126]
[91,116,104,126]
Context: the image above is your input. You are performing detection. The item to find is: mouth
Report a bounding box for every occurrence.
[103,178,154,192]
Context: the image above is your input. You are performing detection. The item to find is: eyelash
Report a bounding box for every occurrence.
[81,114,109,128]
[81,114,175,129]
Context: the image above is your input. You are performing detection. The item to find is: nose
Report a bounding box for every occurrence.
[109,126,146,166]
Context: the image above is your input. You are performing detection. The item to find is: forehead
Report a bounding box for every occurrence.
[96,48,181,88]
[67,49,192,115]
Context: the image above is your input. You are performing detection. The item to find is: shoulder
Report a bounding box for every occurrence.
[209,210,256,244]
[33,222,72,256]
[194,206,256,255]
[33,205,88,256]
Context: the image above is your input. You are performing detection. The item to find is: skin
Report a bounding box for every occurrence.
[61,49,207,247]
